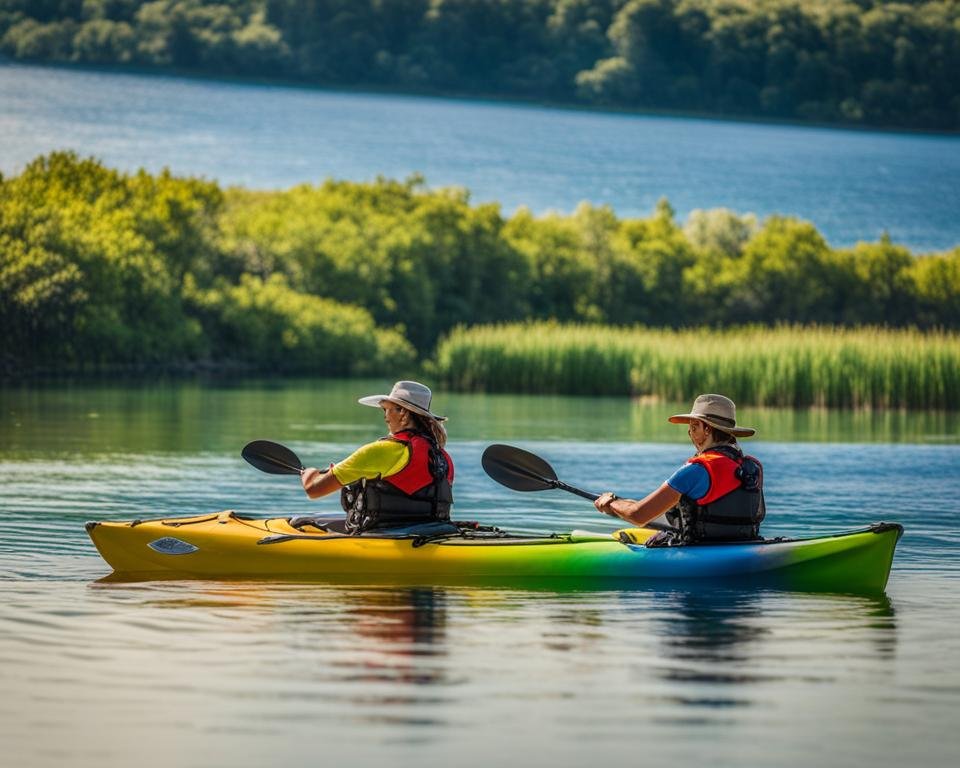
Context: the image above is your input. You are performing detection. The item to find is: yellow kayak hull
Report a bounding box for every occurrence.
[85,511,903,593]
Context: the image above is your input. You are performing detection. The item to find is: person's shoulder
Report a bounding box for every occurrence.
[666,460,709,496]
[670,461,705,478]
[341,439,408,463]
[363,438,409,455]
[333,438,410,483]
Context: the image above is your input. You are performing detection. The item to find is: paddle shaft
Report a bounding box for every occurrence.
[554,480,676,531]
[551,478,671,532]
[555,481,598,502]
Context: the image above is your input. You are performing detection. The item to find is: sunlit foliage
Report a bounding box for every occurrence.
[0,152,413,374]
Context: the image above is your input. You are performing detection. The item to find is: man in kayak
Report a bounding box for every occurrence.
[300,381,456,534]
[594,393,765,545]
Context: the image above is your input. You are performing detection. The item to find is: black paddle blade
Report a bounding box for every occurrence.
[242,440,305,475]
[481,444,558,492]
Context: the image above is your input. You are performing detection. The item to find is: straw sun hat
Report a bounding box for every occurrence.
[668,393,756,438]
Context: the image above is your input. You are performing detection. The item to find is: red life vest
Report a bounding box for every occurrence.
[382,430,455,494]
[340,430,455,533]
[687,450,743,505]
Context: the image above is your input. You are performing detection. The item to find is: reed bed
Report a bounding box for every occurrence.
[430,324,960,409]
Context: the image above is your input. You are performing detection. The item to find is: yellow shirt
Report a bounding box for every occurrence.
[331,439,410,486]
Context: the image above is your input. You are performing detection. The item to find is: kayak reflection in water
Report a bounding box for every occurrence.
[594,394,766,547]
[300,381,456,535]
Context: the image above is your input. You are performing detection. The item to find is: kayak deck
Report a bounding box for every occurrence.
[86,512,903,594]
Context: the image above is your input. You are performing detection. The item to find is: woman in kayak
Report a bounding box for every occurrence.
[594,393,765,545]
[300,381,455,535]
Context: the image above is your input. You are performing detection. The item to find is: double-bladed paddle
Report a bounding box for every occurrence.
[481,443,671,531]
[241,440,305,476]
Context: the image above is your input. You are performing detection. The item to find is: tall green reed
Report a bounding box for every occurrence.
[430,324,960,409]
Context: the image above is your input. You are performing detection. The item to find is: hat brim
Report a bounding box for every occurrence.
[358,395,446,422]
[668,413,756,437]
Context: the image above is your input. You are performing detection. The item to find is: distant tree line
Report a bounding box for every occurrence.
[1,0,958,131]
[2,152,958,376]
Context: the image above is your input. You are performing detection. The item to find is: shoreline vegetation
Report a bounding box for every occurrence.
[1,1,958,133]
[2,152,959,409]
[429,324,960,410]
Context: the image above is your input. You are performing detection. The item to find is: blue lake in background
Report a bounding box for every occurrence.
[2,63,959,251]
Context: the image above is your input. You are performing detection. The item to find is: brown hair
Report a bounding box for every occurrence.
[407,410,448,448]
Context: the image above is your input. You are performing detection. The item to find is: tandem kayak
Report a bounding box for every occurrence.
[85,512,904,594]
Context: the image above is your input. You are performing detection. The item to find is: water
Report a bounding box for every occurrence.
[1,380,959,767]
[2,63,959,251]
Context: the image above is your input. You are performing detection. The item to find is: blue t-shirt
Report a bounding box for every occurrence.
[666,461,710,501]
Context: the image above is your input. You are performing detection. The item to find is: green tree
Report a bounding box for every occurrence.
[0,239,86,368]
[0,153,215,368]
[72,18,136,62]
[503,207,596,322]
[1,17,77,59]
[185,273,415,373]
[910,248,960,328]
[219,176,530,352]
[611,197,695,326]
[829,237,917,324]
[683,215,837,325]
[683,207,758,259]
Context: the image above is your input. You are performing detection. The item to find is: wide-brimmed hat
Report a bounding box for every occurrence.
[358,380,446,422]
[668,393,756,437]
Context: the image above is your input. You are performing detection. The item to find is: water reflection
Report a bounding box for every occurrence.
[1,573,931,768]
[2,378,957,459]
[92,581,456,709]
[620,588,898,699]
[655,589,773,669]
[337,587,449,689]
[88,580,900,690]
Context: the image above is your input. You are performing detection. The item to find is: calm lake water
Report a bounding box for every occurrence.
[1,379,959,767]
[2,63,959,251]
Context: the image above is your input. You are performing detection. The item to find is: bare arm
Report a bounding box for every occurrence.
[593,482,681,527]
[301,465,342,499]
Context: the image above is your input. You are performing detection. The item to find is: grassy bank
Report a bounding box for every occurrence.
[430,324,960,410]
